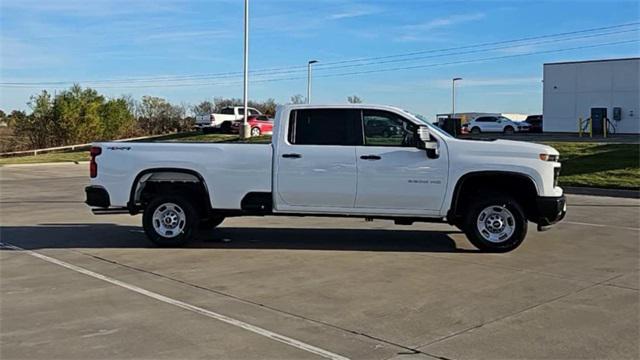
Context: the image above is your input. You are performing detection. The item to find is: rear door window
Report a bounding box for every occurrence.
[288,109,362,146]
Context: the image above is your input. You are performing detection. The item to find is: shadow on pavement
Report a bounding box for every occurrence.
[0,223,474,253]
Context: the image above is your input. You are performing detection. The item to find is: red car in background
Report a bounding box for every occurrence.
[230,115,274,136]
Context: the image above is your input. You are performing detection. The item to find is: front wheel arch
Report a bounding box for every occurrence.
[448,171,540,225]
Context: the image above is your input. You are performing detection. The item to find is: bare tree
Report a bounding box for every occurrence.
[347,95,363,104]
[192,100,215,116]
[290,94,306,104]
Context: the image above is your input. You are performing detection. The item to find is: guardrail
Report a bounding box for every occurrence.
[0,133,183,158]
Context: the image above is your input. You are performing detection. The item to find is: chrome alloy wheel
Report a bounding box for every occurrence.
[476,205,516,243]
[152,202,186,238]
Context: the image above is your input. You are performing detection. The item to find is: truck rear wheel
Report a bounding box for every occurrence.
[463,194,527,252]
[143,195,198,247]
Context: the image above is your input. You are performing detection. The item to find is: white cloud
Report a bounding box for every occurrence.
[0,0,187,17]
[140,30,233,42]
[0,36,66,71]
[328,5,380,20]
[404,12,486,32]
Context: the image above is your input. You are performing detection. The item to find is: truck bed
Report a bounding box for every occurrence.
[93,142,272,209]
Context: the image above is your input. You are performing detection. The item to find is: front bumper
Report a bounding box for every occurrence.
[536,195,567,230]
[85,185,110,208]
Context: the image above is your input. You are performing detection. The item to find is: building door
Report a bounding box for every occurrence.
[591,108,607,136]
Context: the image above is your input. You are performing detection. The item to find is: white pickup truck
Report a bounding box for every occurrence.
[86,104,566,252]
[195,106,263,133]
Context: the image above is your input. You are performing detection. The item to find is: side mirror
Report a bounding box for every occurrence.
[416,126,439,159]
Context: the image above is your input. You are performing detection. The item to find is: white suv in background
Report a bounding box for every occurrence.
[464,116,530,134]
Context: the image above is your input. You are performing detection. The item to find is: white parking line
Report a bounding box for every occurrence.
[0,242,349,360]
[563,221,640,231]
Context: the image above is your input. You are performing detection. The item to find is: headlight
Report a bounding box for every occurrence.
[539,154,559,162]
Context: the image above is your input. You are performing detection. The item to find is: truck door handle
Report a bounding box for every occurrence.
[282,153,301,159]
[360,155,382,160]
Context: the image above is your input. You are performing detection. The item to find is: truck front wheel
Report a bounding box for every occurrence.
[463,195,527,252]
[143,196,198,247]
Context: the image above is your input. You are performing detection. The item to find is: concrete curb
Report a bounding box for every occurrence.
[564,186,640,199]
[1,161,89,168]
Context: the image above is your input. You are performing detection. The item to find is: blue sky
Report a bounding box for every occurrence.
[1,0,638,118]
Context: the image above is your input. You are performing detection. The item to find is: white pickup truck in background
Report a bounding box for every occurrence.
[195,106,263,133]
[86,104,566,252]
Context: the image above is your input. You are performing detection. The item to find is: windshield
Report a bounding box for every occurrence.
[404,110,454,139]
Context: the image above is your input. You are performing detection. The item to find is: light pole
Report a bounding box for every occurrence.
[307,60,318,104]
[241,0,251,138]
[452,77,462,119]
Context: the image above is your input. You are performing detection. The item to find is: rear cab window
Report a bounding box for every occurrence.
[288,109,362,146]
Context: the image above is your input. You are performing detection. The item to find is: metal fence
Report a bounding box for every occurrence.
[0,133,180,158]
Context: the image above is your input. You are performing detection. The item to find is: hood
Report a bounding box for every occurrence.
[455,138,559,159]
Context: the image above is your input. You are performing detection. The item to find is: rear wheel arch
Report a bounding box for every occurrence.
[128,168,211,217]
[448,171,539,224]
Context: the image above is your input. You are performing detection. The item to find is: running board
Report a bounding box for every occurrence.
[91,207,131,215]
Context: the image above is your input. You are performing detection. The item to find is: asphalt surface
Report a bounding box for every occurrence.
[1,164,639,360]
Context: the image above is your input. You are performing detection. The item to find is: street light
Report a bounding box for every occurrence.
[241,0,250,139]
[307,60,318,104]
[452,77,462,119]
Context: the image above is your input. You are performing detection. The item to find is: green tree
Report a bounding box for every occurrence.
[100,98,136,140]
[54,85,105,143]
[13,92,56,148]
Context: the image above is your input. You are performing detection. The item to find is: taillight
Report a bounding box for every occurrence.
[90,146,101,178]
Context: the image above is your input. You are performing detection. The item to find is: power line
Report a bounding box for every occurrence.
[13,39,631,89]
[2,22,638,86]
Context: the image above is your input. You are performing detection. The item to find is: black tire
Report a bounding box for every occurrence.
[202,127,213,134]
[471,127,481,134]
[200,216,225,230]
[220,121,232,134]
[462,194,527,252]
[503,126,514,134]
[143,195,198,247]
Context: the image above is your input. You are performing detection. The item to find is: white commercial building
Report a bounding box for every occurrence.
[543,57,639,134]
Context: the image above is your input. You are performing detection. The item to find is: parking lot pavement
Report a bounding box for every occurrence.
[1,164,639,360]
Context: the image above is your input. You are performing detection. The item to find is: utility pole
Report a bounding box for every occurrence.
[241,0,251,138]
[307,60,318,104]
[452,77,462,118]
